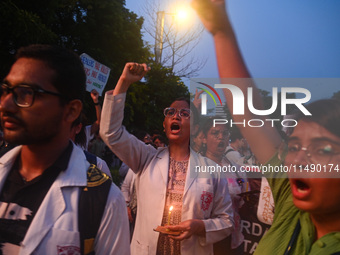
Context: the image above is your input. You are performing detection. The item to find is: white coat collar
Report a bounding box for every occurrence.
[0,142,88,255]
[0,143,88,188]
[0,146,21,191]
[153,147,200,199]
[153,148,169,185]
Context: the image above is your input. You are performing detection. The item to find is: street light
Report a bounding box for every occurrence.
[155,11,165,64]
[154,7,190,64]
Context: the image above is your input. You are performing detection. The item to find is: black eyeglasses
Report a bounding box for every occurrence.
[0,82,64,108]
[163,107,191,119]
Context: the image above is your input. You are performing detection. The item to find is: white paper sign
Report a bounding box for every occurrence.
[80,53,111,96]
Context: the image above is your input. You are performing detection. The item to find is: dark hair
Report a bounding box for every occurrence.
[134,130,150,142]
[229,131,243,143]
[72,113,87,148]
[15,44,86,103]
[153,135,166,145]
[294,98,340,138]
[151,130,161,137]
[173,97,190,105]
[201,116,229,136]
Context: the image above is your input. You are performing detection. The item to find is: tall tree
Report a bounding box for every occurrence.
[0,0,189,132]
[0,0,150,121]
[0,0,150,84]
[0,0,58,77]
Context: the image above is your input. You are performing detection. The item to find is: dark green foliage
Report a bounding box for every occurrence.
[124,63,190,133]
[0,0,58,77]
[0,0,189,132]
[0,0,149,83]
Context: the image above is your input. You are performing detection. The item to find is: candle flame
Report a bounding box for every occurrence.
[169,206,173,212]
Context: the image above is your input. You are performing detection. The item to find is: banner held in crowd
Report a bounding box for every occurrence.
[80,53,111,96]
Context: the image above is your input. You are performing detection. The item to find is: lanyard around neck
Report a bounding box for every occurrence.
[284,220,301,255]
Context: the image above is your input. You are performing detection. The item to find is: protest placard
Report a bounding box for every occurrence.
[80,53,111,96]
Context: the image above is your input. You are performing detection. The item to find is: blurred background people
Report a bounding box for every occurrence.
[153,134,167,148]
[201,117,246,255]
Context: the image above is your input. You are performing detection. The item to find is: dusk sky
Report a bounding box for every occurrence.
[126,0,340,99]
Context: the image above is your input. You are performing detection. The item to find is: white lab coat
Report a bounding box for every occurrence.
[0,144,130,255]
[100,93,234,255]
[121,168,136,203]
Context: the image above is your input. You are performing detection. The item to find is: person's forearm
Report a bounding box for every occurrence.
[214,30,250,79]
[113,76,132,96]
[212,18,261,119]
[213,22,282,163]
[95,104,101,123]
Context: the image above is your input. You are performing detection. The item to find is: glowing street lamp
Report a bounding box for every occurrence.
[154,7,190,64]
[175,8,189,22]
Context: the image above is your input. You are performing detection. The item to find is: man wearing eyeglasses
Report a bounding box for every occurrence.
[0,44,129,255]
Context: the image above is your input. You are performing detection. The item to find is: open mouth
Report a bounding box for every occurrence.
[171,123,180,132]
[217,141,226,148]
[295,180,309,192]
[291,179,311,199]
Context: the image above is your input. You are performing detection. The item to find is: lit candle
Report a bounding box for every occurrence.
[167,206,173,226]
